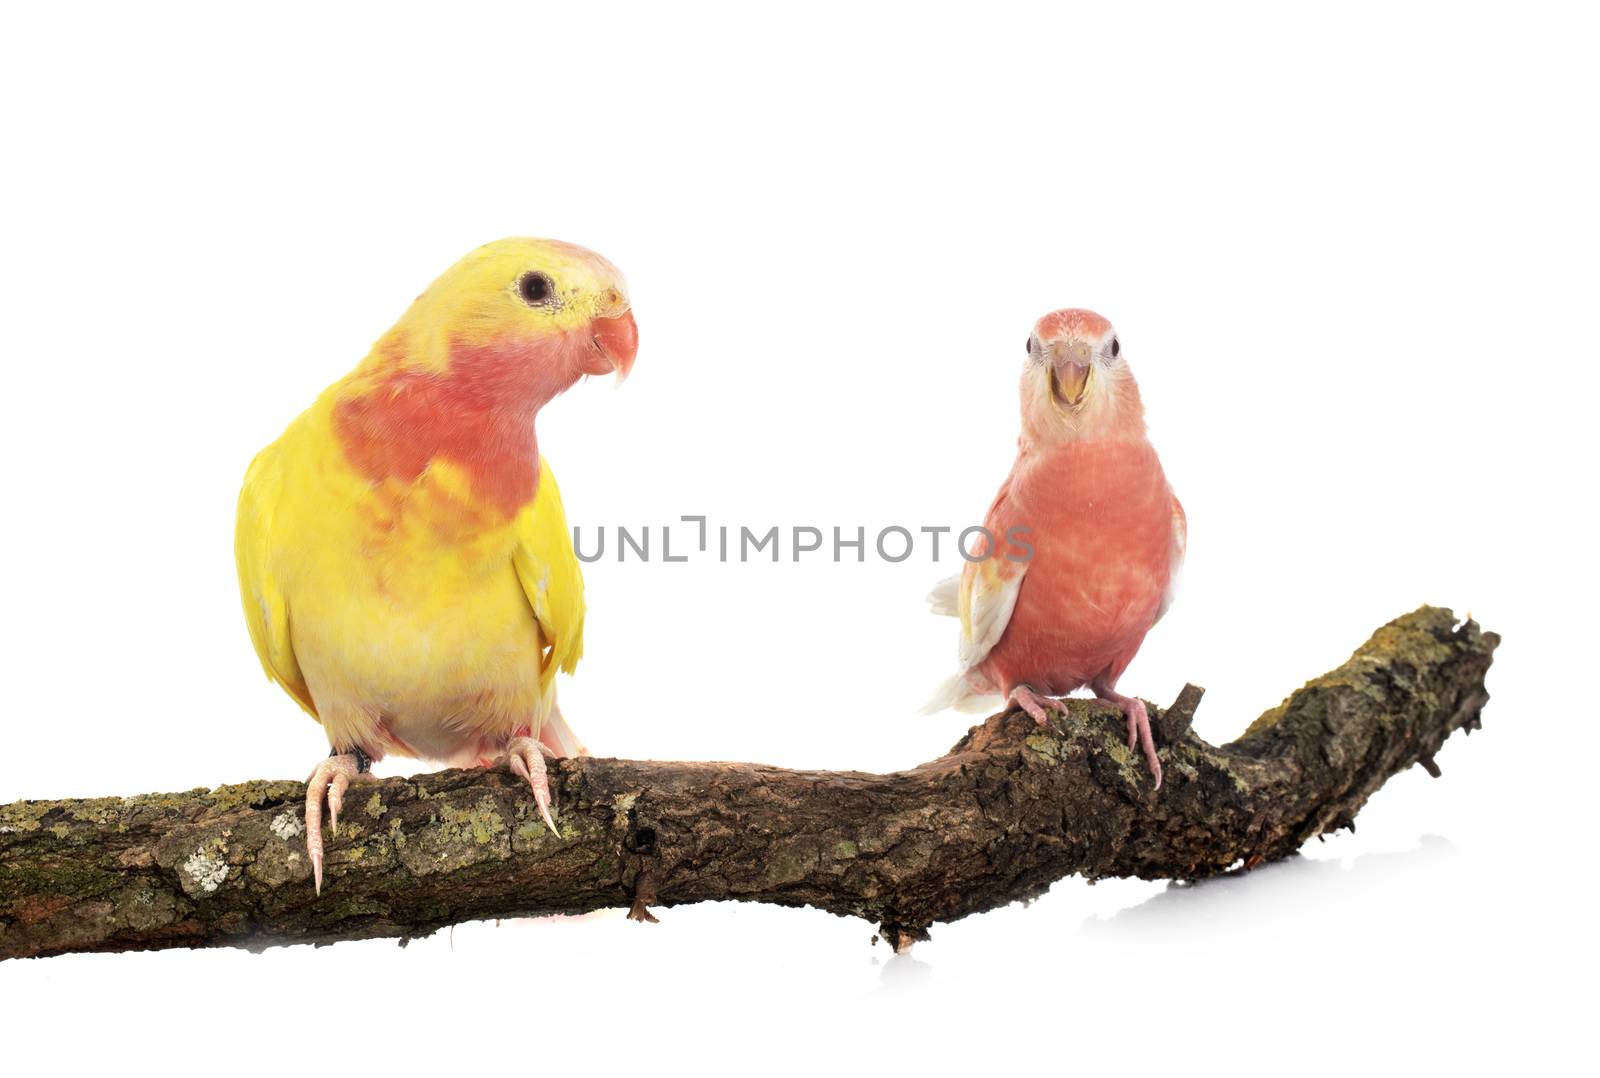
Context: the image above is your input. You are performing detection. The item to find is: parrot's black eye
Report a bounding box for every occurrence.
[1110,336,1121,357]
[517,272,554,306]
[1027,336,1039,357]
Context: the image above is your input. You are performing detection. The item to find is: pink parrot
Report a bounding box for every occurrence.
[925,308,1185,787]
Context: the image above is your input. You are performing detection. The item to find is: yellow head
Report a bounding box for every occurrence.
[372,237,637,393]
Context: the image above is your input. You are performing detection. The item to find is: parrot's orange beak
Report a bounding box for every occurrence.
[1051,361,1091,408]
[583,309,638,383]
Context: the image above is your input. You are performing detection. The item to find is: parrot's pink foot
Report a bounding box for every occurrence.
[500,736,560,836]
[305,750,373,894]
[1010,685,1068,725]
[1092,685,1162,790]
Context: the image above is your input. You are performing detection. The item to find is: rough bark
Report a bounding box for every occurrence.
[0,606,1497,960]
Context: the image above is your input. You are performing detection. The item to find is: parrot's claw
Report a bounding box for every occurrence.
[304,753,372,895]
[1093,689,1162,790]
[501,736,560,836]
[1010,685,1068,725]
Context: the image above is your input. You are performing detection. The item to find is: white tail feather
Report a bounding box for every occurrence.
[537,701,587,758]
[920,671,1002,715]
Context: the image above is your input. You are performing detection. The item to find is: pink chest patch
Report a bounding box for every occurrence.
[981,438,1175,695]
[332,337,561,518]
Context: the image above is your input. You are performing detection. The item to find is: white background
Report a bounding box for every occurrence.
[1,2,1594,1074]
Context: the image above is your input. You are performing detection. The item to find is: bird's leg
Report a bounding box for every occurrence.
[1090,680,1162,790]
[1010,684,1068,725]
[498,734,560,836]
[305,746,374,894]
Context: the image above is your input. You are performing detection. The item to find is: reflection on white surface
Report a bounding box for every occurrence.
[853,830,1586,1072]
[875,950,934,987]
[0,831,1584,1074]
[1084,834,1460,938]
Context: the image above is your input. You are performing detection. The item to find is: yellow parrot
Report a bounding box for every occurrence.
[234,238,637,891]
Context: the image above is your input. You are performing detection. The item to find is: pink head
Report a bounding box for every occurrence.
[1020,308,1144,442]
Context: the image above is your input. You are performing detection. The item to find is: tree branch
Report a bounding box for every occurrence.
[0,606,1497,960]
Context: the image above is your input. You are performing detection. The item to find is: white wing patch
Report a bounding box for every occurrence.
[958,560,1027,671]
[926,574,960,617]
[918,562,1023,714]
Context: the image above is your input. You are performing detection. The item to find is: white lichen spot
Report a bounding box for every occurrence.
[270,811,304,840]
[182,848,230,894]
[612,791,640,829]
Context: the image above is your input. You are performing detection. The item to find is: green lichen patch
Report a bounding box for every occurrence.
[510,814,562,852]
[0,800,125,845]
[440,799,508,847]
[1241,608,1465,740]
[396,796,512,876]
[205,780,303,814]
[1243,702,1290,738]
[0,801,52,834]
[512,819,543,847]
[1024,733,1062,762]
[64,799,127,827]
[0,857,122,904]
[1102,735,1135,771]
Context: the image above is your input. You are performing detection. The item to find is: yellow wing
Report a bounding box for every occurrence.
[512,457,586,694]
[234,446,317,718]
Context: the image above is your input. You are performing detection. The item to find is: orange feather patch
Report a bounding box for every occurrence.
[332,335,575,518]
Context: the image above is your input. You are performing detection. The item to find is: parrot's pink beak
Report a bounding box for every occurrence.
[583,310,638,383]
